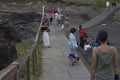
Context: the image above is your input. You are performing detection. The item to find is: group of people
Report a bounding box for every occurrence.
[68,26,119,80]
[41,7,70,48]
[54,11,70,28]
[43,7,70,29]
[41,6,119,80]
[68,25,89,66]
[106,0,117,8]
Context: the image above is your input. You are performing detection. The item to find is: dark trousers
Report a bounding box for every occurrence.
[80,37,84,49]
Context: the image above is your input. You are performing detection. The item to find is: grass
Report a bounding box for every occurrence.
[30,37,42,80]
[16,36,42,80]
[16,37,35,56]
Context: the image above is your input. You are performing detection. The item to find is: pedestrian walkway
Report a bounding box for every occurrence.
[39,22,90,80]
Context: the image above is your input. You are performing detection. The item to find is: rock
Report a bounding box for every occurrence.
[0,12,42,40]
[0,30,17,70]
[0,25,21,42]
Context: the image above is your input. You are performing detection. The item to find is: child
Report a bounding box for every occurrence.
[61,23,64,29]
[84,41,92,54]
[68,28,79,66]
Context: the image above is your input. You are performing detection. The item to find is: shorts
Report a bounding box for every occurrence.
[68,54,76,59]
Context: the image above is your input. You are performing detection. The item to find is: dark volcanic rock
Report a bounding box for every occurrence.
[0,29,17,70]
[0,12,41,70]
[9,12,41,24]
[0,25,21,42]
[0,12,42,40]
[0,12,41,25]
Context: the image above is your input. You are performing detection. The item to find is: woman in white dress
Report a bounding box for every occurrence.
[41,22,50,47]
[43,28,50,47]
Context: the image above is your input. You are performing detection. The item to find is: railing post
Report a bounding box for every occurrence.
[32,50,35,75]
[35,46,37,62]
[37,35,41,54]
[13,73,17,80]
[26,57,30,80]
[42,5,45,19]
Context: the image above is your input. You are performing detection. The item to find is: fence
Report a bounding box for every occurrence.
[0,5,45,80]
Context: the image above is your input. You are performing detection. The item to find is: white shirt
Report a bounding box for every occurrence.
[55,13,58,19]
[106,1,110,7]
[69,33,78,49]
[84,44,91,51]
[57,14,62,20]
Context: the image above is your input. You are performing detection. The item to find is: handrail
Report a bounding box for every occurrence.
[0,5,45,80]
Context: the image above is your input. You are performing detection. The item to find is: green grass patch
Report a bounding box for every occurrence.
[16,36,42,80]
[16,37,35,56]
[29,37,42,80]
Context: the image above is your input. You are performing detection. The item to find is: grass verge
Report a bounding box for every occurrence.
[16,36,42,80]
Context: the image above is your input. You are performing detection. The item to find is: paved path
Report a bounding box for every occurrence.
[39,22,90,80]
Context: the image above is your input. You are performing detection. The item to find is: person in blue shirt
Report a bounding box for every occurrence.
[68,28,79,66]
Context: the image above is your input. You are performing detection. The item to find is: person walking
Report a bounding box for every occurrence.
[68,28,79,66]
[84,41,92,54]
[90,30,119,80]
[106,0,110,8]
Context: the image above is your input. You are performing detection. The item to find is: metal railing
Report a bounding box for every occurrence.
[0,5,45,80]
